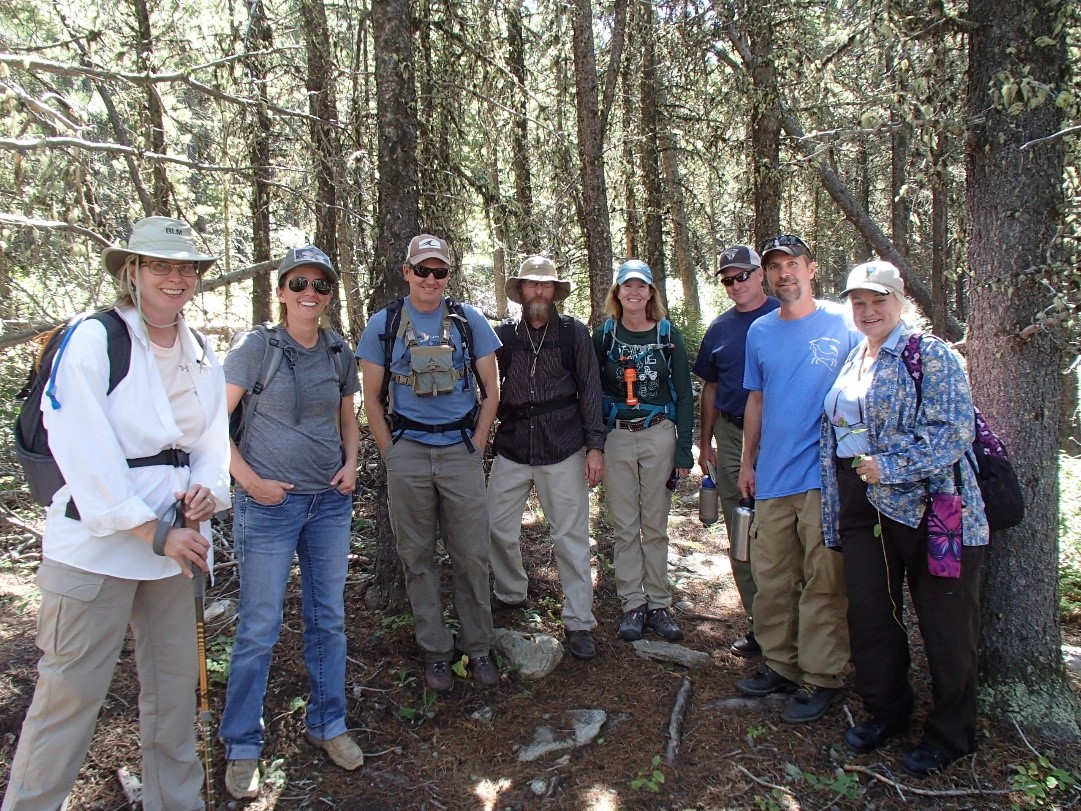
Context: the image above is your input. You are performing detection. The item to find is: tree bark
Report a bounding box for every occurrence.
[966,0,1078,736]
[742,11,781,247]
[368,0,419,611]
[637,2,666,308]
[129,0,171,215]
[244,0,274,325]
[570,0,613,326]
[505,0,535,251]
[299,0,344,333]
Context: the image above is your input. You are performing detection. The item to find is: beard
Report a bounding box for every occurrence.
[524,297,553,325]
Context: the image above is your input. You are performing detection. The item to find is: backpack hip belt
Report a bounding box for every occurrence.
[497,393,578,424]
[388,403,481,453]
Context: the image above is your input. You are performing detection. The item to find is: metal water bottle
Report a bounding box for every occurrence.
[731,497,754,562]
[698,475,719,526]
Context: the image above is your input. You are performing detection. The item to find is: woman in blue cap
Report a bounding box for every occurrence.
[593,260,694,643]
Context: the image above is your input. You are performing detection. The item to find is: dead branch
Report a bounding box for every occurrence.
[1021,123,1081,151]
[665,677,693,766]
[841,765,1014,797]
[735,765,801,809]
[0,213,110,246]
[0,136,253,174]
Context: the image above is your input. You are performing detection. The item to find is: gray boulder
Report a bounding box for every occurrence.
[492,628,564,680]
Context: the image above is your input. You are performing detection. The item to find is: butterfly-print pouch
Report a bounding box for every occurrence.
[927,492,963,579]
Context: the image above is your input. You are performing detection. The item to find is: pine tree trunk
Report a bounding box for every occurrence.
[966,0,1078,736]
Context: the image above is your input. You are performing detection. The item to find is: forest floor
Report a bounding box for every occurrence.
[1,464,1079,811]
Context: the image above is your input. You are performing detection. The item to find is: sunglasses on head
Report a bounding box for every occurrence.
[720,269,756,286]
[287,276,334,295]
[759,234,812,256]
[410,264,450,280]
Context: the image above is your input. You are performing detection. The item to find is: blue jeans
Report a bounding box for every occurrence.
[219,488,353,760]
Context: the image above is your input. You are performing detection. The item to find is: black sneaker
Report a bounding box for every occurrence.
[736,666,799,697]
[469,654,500,688]
[730,632,761,658]
[844,718,904,754]
[565,630,596,660]
[781,684,843,723]
[646,607,684,641]
[617,606,647,640]
[902,743,954,777]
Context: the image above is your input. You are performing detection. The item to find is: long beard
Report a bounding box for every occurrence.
[525,298,553,324]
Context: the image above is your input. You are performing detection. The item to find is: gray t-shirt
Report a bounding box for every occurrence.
[225,327,360,493]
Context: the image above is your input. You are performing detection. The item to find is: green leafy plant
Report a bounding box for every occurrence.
[745,723,768,743]
[630,754,666,792]
[1010,755,1078,808]
[785,763,860,800]
[754,792,784,811]
[397,689,437,726]
[377,613,415,637]
[392,667,416,688]
[204,635,234,687]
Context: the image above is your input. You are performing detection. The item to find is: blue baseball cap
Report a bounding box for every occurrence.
[616,259,653,285]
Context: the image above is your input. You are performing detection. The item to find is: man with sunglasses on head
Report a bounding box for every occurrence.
[357,234,502,693]
[734,234,860,725]
[692,245,778,659]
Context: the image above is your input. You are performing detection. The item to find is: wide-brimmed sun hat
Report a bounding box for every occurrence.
[506,256,572,304]
[101,217,218,277]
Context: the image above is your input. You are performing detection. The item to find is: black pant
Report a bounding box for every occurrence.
[836,461,985,759]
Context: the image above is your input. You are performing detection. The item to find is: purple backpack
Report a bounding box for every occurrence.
[901,334,1024,532]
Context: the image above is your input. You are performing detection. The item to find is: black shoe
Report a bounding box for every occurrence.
[736,666,799,697]
[844,719,904,753]
[646,608,684,641]
[424,660,453,692]
[781,684,843,723]
[491,595,529,611]
[617,606,647,641]
[565,630,596,660]
[902,743,954,777]
[730,632,761,658]
[469,654,500,688]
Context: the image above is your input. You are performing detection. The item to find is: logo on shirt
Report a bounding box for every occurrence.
[808,337,842,369]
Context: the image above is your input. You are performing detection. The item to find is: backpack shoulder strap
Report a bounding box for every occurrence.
[899,332,925,411]
[237,325,286,441]
[495,319,518,384]
[446,297,487,401]
[319,327,349,394]
[88,309,133,395]
[557,314,576,374]
[379,298,405,410]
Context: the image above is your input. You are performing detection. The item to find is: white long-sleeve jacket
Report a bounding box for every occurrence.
[41,306,231,580]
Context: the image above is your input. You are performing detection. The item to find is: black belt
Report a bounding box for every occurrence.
[615,413,667,432]
[65,449,191,521]
[498,393,578,424]
[720,412,744,429]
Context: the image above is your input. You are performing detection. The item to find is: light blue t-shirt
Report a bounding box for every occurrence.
[357,296,500,446]
[744,300,860,498]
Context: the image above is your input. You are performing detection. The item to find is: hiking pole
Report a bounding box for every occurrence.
[177,501,215,809]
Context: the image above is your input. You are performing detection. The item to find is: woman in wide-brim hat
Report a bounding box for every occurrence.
[3,217,231,811]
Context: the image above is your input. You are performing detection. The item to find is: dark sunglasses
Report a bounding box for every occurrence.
[287,276,334,295]
[759,234,812,256]
[720,269,756,286]
[410,264,450,280]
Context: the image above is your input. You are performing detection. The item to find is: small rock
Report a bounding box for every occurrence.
[631,639,713,669]
[1063,645,1081,674]
[471,706,495,724]
[492,628,564,680]
[518,708,607,762]
[530,779,547,796]
[204,598,236,624]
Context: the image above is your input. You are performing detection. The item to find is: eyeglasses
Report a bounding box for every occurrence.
[759,234,812,256]
[287,276,334,295]
[410,264,450,280]
[720,269,756,287]
[142,259,200,278]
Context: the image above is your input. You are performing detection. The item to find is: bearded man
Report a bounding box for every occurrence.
[488,256,605,660]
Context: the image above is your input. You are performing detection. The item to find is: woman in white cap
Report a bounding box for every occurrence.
[592,260,694,644]
[218,246,362,800]
[819,260,987,777]
[3,217,231,811]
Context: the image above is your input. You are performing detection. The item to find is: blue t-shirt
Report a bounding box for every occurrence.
[744,300,860,498]
[357,296,500,446]
[692,297,780,417]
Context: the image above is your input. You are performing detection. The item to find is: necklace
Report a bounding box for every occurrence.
[523,319,550,377]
